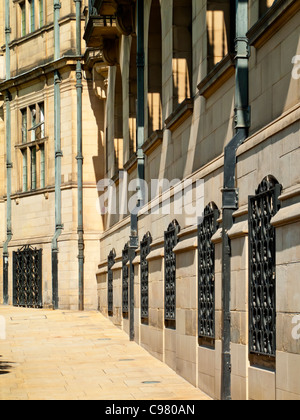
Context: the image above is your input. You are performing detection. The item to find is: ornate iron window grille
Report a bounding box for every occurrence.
[165,220,180,326]
[249,176,282,358]
[140,232,152,321]
[108,249,116,316]
[122,243,129,316]
[198,203,220,340]
[13,245,43,308]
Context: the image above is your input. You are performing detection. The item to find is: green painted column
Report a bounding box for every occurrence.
[74,0,84,311]
[3,0,12,305]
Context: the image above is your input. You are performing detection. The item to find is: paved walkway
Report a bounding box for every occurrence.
[0,306,211,400]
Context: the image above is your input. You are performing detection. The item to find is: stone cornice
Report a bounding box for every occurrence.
[0,56,82,93]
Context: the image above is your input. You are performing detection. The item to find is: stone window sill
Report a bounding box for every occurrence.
[11,186,51,201]
[247,0,300,49]
[165,98,194,132]
[197,54,235,99]
[15,136,48,150]
[142,130,163,156]
[123,153,137,174]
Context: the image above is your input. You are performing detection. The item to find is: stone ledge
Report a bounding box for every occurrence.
[96,266,108,276]
[211,228,222,244]
[123,153,137,174]
[173,237,197,254]
[278,184,300,202]
[247,0,300,49]
[271,203,300,228]
[197,54,235,99]
[228,221,248,240]
[142,130,163,156]
[165,99,194,132]
[111,260,123,271]
[147,247,164,262]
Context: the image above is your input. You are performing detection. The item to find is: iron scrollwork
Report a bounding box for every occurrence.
[249,176,282,357]
[140,232,152,321]
[165,220,180,325]
[198,203,220,339]
[108,249,116,316]
[122,243,129,315]
[13,245,43,308]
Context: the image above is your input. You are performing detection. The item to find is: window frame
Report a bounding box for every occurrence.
[248,176,282,359]
[198,203,220,342]
[17,102,47,193]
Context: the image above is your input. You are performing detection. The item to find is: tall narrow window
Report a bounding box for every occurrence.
[259,0,276,17]
[148,0,162,137]
[19,103,47,193]
[128,35,137,158]
[108,249,116,317]
[20,2,26,37]
[30,106,36,141]
[21,108,27,143]
[122,243,129,317]
[22,150,28,192]
[207,0,235,73]
[249,176,282,358]
[141,232,152,322]
[29,0,35,33]
[114,67,123,174]
[40,144,45,189]
[198,203,219,341]
[38,102,45,139]
[165,220,180,329]
[39,0,44,28]
[31,146,37,190]
[173,0,193,109]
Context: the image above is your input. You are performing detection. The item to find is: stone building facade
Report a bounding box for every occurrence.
[1,0,300,401]
[85,0,300,400]
[0,0,103,310]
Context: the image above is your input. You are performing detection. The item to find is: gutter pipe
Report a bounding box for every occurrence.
[3,0,12,305]
[74,0,84,311]
[52,0,63,309]
[221,0,250,400]
[129,0,145,341]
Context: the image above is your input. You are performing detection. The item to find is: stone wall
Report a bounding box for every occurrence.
[96,0,300,400]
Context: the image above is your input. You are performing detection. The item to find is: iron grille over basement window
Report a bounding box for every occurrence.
[165,220,180,326]
[249,176,282,357]
[140,232,152,321]
[122,243,129,315]
[108,249,116,316]
[198,203,220,340]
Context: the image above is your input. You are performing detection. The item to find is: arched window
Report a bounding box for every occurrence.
[198,203,220,340]
[148,0,162,137]
[108,249,116,316]
[165,220,180,329]
[173,0,193,109]
[140,232,152,322]
[249,176,282,357]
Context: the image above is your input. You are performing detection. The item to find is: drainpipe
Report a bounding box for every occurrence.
[129,0,145,341]
[74,0,84,311]
[3,0,12,305]
[221,0,250,400]
[52,0,63,309]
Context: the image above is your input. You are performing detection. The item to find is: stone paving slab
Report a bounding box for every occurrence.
[0,306,211,401]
